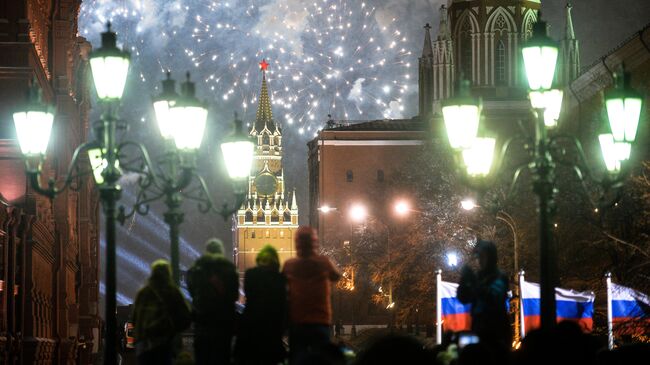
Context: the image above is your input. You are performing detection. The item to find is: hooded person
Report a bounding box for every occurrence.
[235,245,288,365]
[282,226,340,364]
[457,240,511,358]
[132,260,191,365]
[187,238,239,365]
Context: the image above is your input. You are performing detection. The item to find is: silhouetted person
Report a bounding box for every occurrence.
[457,240,511,360]
[188,238,239,365]
[282,226,340,364]
[235,245,287,365]
[133,260,191,365]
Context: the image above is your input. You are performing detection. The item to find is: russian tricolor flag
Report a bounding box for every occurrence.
[439,280,472,332]
[520,279,595,335]
[607,280,649,338]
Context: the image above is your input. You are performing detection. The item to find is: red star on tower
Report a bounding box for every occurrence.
[259,59,269,71]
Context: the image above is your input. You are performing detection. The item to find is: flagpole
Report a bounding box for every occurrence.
[436,269,442,345]
[519,270,526,339]
[606,272,613,350]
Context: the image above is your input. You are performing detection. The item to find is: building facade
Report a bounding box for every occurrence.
[233,62,299,276]
[0,1,100,363]
[419,1,580,119]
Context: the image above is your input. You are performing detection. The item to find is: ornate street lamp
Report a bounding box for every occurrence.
[14,23,129,365]
[442,16,643,331]
[118,73,253,285]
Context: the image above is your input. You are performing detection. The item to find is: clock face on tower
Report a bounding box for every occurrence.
[255,173,278,196]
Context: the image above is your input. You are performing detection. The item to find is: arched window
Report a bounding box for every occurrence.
[460,17,473,81]
[251,230,256,238]
[283,211,291,222]
[271,211,279,223]
[262,134,270,145]
[257,211,264,223]
[346,170,353,182]
[496,40,506,85]
[245,211,253,222]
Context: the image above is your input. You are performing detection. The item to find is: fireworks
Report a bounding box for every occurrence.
[80,0,414,137]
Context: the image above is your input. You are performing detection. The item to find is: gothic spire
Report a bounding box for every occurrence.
[564,3,575,40]
[255,59,274,132]
[437,5,450,41]
[422,23,433,57]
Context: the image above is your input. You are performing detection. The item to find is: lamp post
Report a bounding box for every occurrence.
[14,23,129,365]
[442,17,642,331]
[118,72,253,285]
[13,24,254,364]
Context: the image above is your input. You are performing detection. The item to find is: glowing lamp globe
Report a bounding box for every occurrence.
[170,73,208,151]
[598,134,631,174]
[220,114,254,180]
[462,137,496,177]
[605,71,642,143]
[13,83,55,157]
[153,72,179,140]
[529,89,564,128]
[522,19,558,91]
[442,79,481,150]
[89,23,130,101]
[87,148,120,185]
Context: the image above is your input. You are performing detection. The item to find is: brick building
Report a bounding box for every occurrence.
[0,1,100,363]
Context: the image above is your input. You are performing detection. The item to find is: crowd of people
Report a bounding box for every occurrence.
[131,231,649,365]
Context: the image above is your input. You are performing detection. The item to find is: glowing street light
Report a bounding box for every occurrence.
[446,252,459,268]
[394,200,410,216]
[349,204,368,222]
[460,198,477,211]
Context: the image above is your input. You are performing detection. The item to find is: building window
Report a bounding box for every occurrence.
[496,40,506,85]
[460,18,473,81]
[245,211,253,222]
[283,211,291,222]
[271,212,279,223]
[377,169,384,182]
[346,170,353,182]
[251,231,256,238]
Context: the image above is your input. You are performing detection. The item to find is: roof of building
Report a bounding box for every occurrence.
[323,117,427,132]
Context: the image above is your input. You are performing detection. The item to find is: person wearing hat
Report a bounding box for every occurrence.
[235,245,288,365]
[457,240,511,360]
[187,238,239,365]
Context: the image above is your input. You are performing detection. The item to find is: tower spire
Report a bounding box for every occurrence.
[422,23,433,57]
[419,23,434,120]
[565,2,575,40]
[558,2,580,86]
[255,59,274,132]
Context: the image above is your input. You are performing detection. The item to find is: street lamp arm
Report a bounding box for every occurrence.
[182,172,247,220]
[117,187,166,224]
[117,140,165,192]
[548,135,626,208]
[25,141,97,199]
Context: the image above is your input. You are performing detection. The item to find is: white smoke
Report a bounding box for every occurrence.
[253,0,309,56]
[347,78,366,104]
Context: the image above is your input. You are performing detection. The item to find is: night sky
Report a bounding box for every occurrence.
[78,0,650,304]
